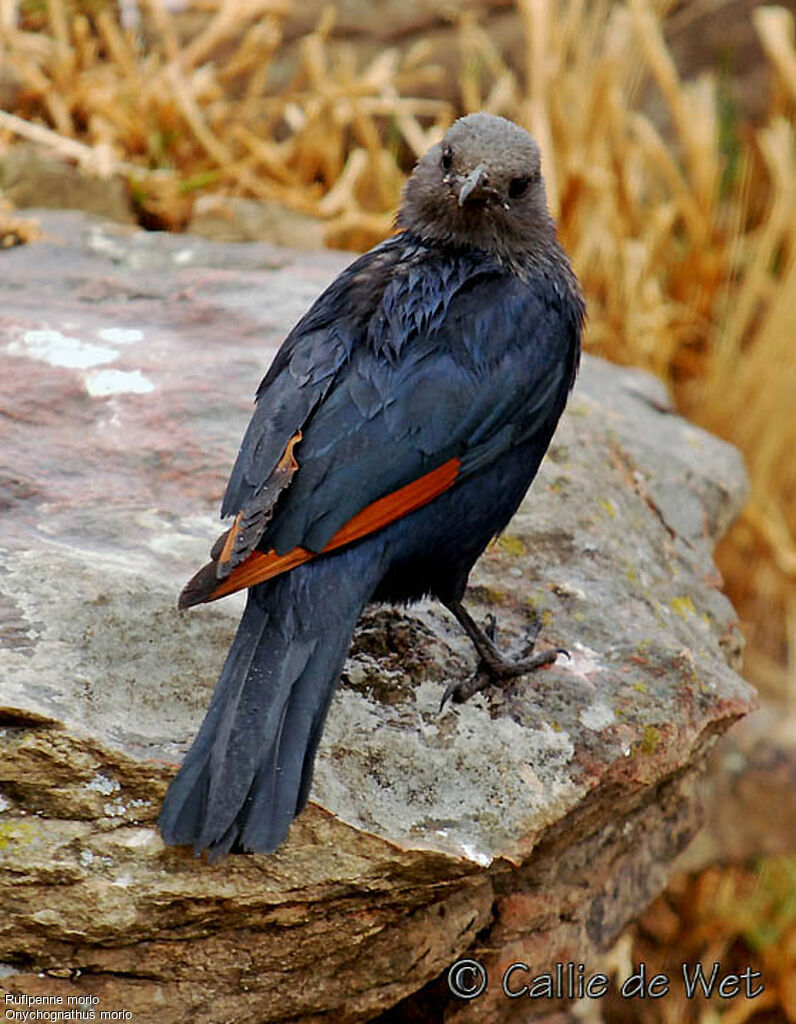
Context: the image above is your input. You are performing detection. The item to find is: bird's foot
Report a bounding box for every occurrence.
[439,644,565,709]
[440,598,567,710]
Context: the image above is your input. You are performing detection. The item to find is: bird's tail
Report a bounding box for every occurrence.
[158,549,381,859]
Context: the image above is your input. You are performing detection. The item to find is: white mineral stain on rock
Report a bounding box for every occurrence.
[113,829,157,848]
[563,642,603,682]
[457,842,492,867]
[98,327,144,345]
[85,774,120,795]
[579,702,616,731]
[12,329,117,369]
[84,369,155,396]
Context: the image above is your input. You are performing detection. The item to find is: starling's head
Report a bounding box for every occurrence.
[399,113,554,263]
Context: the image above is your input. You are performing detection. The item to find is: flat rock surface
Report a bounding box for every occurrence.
[0,211,755,1022]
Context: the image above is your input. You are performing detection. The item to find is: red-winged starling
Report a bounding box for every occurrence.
[159,112,586,859]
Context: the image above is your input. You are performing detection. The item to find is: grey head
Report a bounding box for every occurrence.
[398,112,557,265]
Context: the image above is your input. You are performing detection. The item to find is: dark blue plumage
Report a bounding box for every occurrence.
[159,113,585,858]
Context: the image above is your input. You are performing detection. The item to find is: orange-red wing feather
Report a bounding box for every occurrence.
[215,430,303,577]
[196,457,461,604]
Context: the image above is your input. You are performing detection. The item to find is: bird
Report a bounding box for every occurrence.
[158,112,585,860]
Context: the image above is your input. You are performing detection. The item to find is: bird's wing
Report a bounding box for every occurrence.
[180,260,580,608]
[209,241,402,578]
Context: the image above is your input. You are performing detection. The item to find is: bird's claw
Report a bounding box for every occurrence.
[439,645,563,712]
[439,597,566,711]
[439,669,490,711]
[519,617,545,660]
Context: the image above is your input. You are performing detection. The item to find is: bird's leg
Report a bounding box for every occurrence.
[440,597,565,708]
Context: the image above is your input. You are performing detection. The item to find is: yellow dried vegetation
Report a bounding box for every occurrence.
[612,858,796,1024]
[1,0,453,236]
[0,0,794,695]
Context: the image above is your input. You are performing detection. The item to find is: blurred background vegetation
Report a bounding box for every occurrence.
[0,0,794,1020]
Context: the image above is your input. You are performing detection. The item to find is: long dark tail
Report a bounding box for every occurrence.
[159,550,380,860]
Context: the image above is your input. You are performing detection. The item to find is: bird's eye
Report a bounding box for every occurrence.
[508,175,532,199]
[441,145,453,171]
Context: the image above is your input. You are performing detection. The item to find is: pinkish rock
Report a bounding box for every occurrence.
[0,211,755,1022]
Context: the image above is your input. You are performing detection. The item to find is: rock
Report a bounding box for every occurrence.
[187,194,326,249]
[0,211,755,1022]
[0,145,135,224]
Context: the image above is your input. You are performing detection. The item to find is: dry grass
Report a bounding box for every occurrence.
[0,0,794,694]
[601,858,796,1024]
[1,0,453,235]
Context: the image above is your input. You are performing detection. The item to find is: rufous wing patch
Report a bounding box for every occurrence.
[179,430,303,609]
[179,456,461,608]
[215,430,302,578]
[323,457,460,550]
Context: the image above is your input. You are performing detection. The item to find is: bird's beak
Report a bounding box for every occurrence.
[457,164,489,207]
